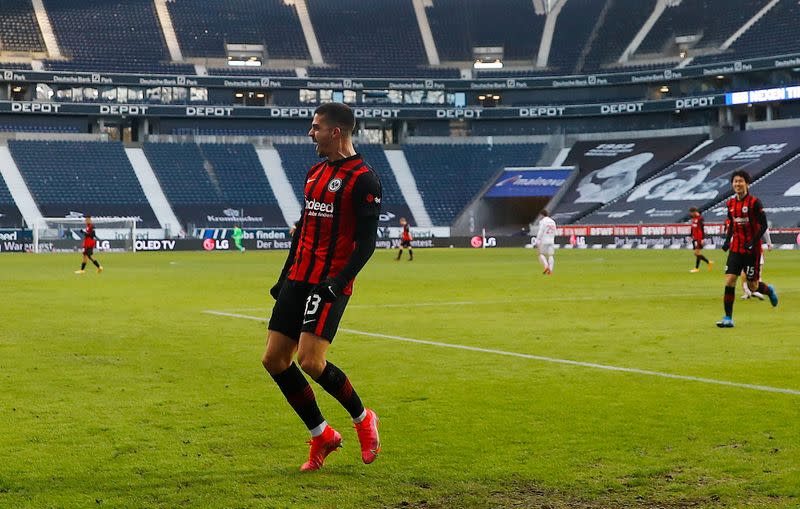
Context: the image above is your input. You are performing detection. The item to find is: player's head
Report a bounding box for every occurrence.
[730,170,750,195]
[399,217,407,225]
[688,206,699,217]
[309,102,356,158]
[85,216,92,225]
[540,209,549,217]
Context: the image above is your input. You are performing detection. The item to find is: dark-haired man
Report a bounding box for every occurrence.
[262,102,382,470]
[74,216,103,274]
[717,171,778,328]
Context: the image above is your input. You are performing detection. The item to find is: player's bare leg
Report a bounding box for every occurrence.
[263,330,340,471]
[298,332,380,465]
[746,278,778,307]
[538,252,549,275]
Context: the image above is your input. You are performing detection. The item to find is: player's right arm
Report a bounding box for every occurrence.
[270,216,303,299]
[722,209,732,251]
[536,222,546,246]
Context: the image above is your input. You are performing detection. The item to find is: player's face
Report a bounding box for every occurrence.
[731,176,748,196]
[308,114,340,158]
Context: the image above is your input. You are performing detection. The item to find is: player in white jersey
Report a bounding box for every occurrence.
[741,229,772,300]
[535,209,557,275]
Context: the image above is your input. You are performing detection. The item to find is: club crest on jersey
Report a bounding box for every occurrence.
[328,178,343,192]
[742,206,748,213]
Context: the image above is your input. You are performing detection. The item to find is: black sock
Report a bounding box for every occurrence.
[408,249,413,260]
[271,363,325,431]
[396,249,402,260]
[724,286,735,317]
[81,262,86,270]
[695,256,701,269]
[757,282,773,297]
[91,258,100,268]
[313,361,364,420]
[699,255,709,264]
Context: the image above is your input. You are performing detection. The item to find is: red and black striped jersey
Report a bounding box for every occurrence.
[725,193,764,254]
[401,223,411,242]
[288,154,382,294]
[82,225,96,248]
[690,215,704,240]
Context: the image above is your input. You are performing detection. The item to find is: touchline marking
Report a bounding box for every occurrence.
[202,310,800,396]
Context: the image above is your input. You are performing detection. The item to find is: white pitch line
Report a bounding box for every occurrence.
[202,310,800,397]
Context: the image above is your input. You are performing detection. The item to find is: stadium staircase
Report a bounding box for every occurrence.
[383,150,433,228]
[255,147,302,226]
[291,0,324,65]
[30,0,61,58]
[536,0,566,68]
[153,0,184,63]
[411,0,440,65]
[618,0,667,63]
[0,144,43,227]
[124,147,182,233]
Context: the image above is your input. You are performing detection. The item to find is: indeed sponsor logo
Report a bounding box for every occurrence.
[0,231,18,241]
[306,199,334,215]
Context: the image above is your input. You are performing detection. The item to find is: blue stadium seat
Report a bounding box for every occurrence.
[581,0,658,71]
[403,143,545,225]
[167,0,308,60]
[0,0,45,52]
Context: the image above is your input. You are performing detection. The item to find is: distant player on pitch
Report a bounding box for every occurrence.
[688,207,712,272]
[536,209,556,275]
[232,224,245,252]
[717,171,778,328]
[262,103,381,471]
[74,216,103,275]
[396,217,413,261]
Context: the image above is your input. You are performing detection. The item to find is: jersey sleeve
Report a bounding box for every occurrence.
[352,170,382,217]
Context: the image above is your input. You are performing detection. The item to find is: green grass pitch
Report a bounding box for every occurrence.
[1,248,798,508]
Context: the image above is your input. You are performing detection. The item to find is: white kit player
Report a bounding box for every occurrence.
[535,209,557,275]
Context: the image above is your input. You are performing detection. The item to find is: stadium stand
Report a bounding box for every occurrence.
[166,0,308,60]
[692,0,800,65]
[143,142,283,226]
[8,140,159,226]
[0,124,79,133]
[274,143,327,200]
[307,0,455,78]
[426,0,544,62]
[205,68,297,77]
[403,143,545,225]
[0,0,45,52]
[469,112,714,136]
[548,0,607,74]
[0,170,23,227]
[43,0,193,73]
[0,62,32,69]
[354,143,407,208]
[581,0,658,71]
[637,0,764,55]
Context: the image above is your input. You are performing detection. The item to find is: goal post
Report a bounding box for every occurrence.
[33,217,139,253]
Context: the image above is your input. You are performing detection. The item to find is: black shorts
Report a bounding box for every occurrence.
[83,247,94,256]
[692,239,703,250]
[268,279,350,342]
[725,251,761,281]
[400,240,411,248]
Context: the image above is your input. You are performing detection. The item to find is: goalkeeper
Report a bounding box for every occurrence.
[232,225,245,252]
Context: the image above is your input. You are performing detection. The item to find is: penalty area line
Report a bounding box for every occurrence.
[202,310,800,397]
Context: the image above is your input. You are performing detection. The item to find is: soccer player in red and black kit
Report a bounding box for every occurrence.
[262,103,381,471]
[396,216,413,261]
[74,216,103,274]
[688,207,712,272]
[717,170,779,327]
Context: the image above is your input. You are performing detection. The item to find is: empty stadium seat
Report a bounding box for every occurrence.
[0,0,45,52]
[403,143,545,225]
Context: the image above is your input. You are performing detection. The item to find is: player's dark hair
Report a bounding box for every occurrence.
[314,102,355,135]
[688,207,698,213]
[730,170,751,184]
[540,209,549,217]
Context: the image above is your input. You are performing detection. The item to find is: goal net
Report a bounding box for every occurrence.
[32,217,139,253]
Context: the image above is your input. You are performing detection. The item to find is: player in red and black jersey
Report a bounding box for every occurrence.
[688,207,712,272]
[396,217,413,261]
[717,171,779,327]
[262,103,381,471]
[74,216,103,274]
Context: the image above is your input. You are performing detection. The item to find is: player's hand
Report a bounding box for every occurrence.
[767,243,773,251]
[269,279,284,300]
[721,241,730,252]
[313,277,346,302]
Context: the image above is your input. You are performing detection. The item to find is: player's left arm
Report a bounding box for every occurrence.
[749,199,768,250]
[314,171,381,300]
